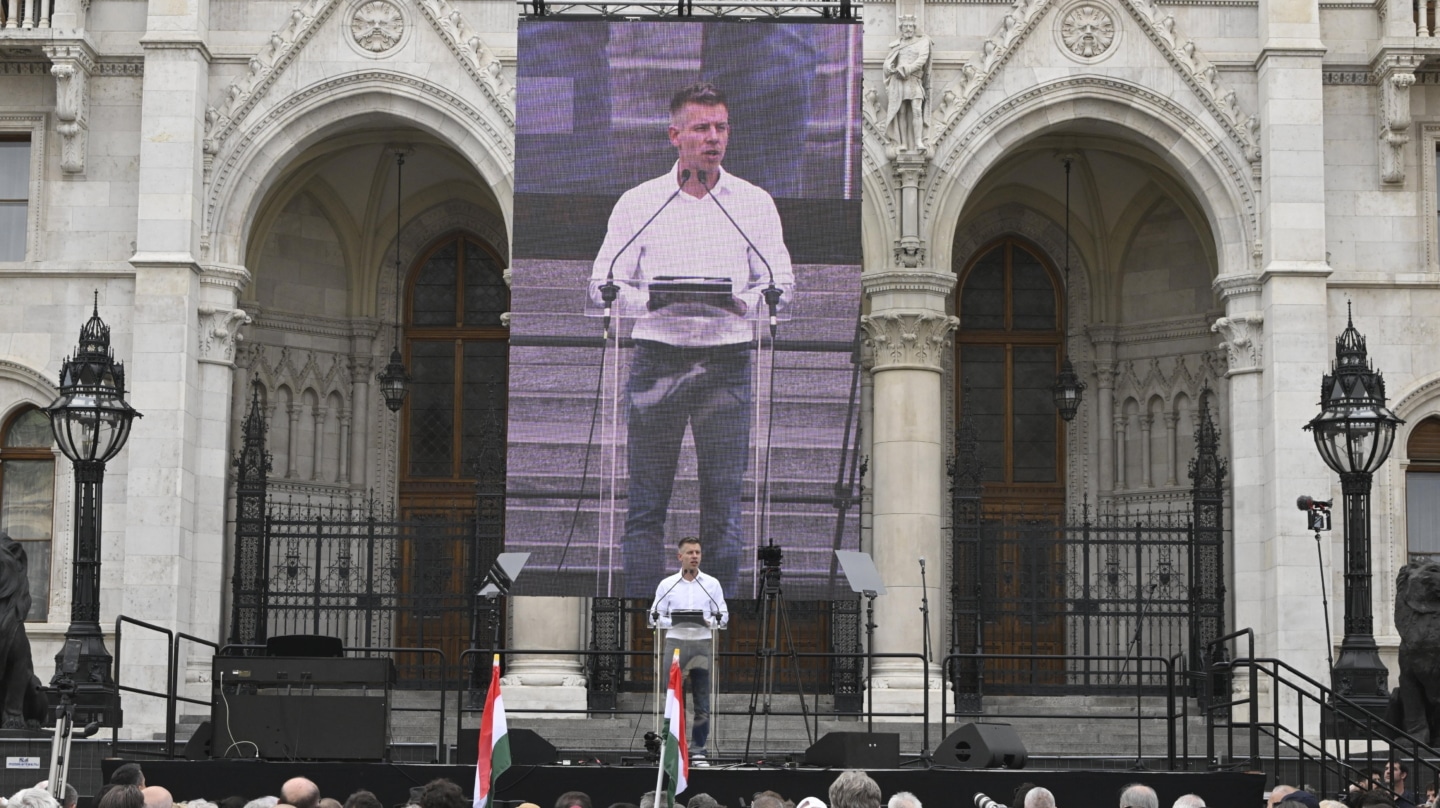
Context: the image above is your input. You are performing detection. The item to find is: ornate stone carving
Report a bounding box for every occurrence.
[892,152,929,267]
[199,306,252,365]
[1212,312,1264,374]
[861,312,958,371]
[1378,56,1423,184]
[351,0,404,53]
[43,42,95,174]
[1061,5,1116,58]
[883,16,933,156]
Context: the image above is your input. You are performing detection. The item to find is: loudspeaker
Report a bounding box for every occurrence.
[183,720,212,760]
[265,634,344,658]
[933,722,1028,769]
[803,732,899,768]
[212,694,387,760]
[458,727,557,765]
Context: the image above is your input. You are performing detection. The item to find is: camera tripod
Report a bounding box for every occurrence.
[743,542,814,762]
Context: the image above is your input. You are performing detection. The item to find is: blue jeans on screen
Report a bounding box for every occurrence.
[664,635,712,751]
[623,340,751,598]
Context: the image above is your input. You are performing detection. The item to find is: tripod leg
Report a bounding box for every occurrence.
[775,593,815,746]
[744,593,773,761]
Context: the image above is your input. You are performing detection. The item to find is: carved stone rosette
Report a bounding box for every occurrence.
[1212,312,1264,375]
[198,306,253,365]
[861,311,959,372]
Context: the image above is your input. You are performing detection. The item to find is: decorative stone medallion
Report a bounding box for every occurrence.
[351,0,404,53]
[1060,4,1116,60]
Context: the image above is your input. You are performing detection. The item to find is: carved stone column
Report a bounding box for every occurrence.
[338,410,351,484]
[860,269,956,721]
[311,405,327,481]
[348,350,373,491]
[893,155,928,269]
[1164,412,1180,486]
[1114,414,1128,491]
[287,403,302,479]
[500,597,588,716]
[1377,55,1423,184]
[1139,414,1153,489]
[1090,326,1118,495]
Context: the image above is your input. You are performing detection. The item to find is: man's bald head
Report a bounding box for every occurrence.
[1268,786,1296,808]
[281,779,320,808]
[1024,788,1056,808]
[142,786,173,808]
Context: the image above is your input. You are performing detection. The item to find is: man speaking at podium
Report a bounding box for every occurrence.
[651,537,729,765]
[590,82,794,597]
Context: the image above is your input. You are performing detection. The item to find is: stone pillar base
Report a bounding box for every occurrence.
[496,678,589,718]
[864,683,944,724]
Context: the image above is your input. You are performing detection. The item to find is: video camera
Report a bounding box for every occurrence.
[1297,495,1332,532]
[972,794,1007,808]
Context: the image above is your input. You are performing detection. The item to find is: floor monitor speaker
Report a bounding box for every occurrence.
[933,722,1028,769]
[803,731,900,768]
[458,727,557,765]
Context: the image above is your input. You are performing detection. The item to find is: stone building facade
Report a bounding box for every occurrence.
[0,0,1435,736]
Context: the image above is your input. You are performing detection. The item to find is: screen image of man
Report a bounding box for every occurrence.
[650,537,729,765]
[590,82,795,597]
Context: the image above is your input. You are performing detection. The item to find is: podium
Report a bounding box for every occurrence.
[652,610,722,748]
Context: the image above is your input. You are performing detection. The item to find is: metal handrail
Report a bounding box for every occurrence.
[113,615,177,756]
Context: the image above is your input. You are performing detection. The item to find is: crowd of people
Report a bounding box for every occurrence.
[1264,758,1440,808]
[0,766,1227,808]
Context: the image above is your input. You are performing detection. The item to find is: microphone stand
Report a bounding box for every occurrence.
[1313,526,1336,674]
[696,170,783,338]
[919,558,933,765]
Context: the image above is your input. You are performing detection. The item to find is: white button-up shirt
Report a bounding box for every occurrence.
[650,570,729,641]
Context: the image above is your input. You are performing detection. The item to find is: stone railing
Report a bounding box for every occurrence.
[1,0,53,29]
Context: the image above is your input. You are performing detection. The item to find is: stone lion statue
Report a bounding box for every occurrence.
[0,531,46,729]
[1392,559,1440,745]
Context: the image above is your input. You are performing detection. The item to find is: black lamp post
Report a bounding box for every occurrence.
[376,150,410,413]
[43,294,140,723]
[1304,304,1401,719]
[1052,156,1085,422]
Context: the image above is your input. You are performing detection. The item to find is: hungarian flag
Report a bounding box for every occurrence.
[656,648,689,805]
[473,655,511,808]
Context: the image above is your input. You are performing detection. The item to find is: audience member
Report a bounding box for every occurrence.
[99,787,145,808]
[1119,784,1157,808]
[343,792,381,808]
[241,797,277,808]
[110,765,145,788]
[1170,795,1204,808]
[687,796,720,808]
[752,796,784,808]
[608,803,638,808]
[317,799,341,808]
[9,789,58,808]
[886,793,919,808]
[1270,787,1298,807]
[416,780,465,808]
[1024,788,1056,808]
[1389,762,1418,808]
[794,799,824,808]
[280,780,319,808]
[1359,791,1400,808]
[1320,801,1348,808]
[556,793,592,808]
[35,781,77,808]
[1280,792,1320,808]
[827,771,881,808]
[142,786,173,808]
[216,797,246,808]
[1013,784,1038,808]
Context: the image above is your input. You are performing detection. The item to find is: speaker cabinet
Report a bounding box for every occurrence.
[933,722,1028,769]
[458,727,557,765]
[183,720,213,760]
[212,694,388,760]
[803,732,900,768]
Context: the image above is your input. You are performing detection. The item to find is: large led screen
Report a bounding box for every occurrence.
[508,19,863,600]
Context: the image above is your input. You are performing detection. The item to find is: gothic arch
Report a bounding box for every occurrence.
[924,78,1256,283]
[206,73,515,268]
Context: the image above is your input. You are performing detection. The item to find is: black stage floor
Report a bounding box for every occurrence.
[126,761,1265,808]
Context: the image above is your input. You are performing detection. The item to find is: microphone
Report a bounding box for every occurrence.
[696,170,783,337]
[650,574,687,625]
[599,169,692,335]
[699,578,726,627]
[919,557,926,570]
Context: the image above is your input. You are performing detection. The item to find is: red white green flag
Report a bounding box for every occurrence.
[474,655,511,808]
[655,648,689,805]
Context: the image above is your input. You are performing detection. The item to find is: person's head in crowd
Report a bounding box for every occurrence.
[318,799,341,808]
[1279,792,1321,808]
[1013,784,1037,808]
[344,792,382,808]
[99,787,146,808]
[827,770,881,808]
[886,793,919,808]
[142,786,174,808]
[752,796,784,808]
[1170,796,1205,808]
[1269,787,1298,808]
[1319,801,1348,808]
[687,796,720,808]
[556,792,592,808]
[1387,762,1410,794]
[9,789,58,808]
[639,792,659,808]
[110,764,145,788]
[189,800,218,808]
[794,799,825,808]
[35,780,77,808]
[1358,790,1398,808]
[281,779,320,808]
[217,797,247,808]
[1119,784,1157,808]
[416,779,465,808]
[1024,788,1056,808]
[608,803,638,808]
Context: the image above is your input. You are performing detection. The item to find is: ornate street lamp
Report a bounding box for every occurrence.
[1303,304,1402,719]
[43,293,140,723]
[376,149,410,413]
[1052,156,1085,421]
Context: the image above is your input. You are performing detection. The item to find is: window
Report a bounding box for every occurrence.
[0,135,31,262]
[0,408,54,620]
[1407,416,1440,562]
[955,238,1065,500]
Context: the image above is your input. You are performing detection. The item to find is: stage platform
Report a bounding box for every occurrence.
[125,761,1265,808]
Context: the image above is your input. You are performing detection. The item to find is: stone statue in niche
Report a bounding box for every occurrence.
[883,15,932,155]
[0,532,46,729]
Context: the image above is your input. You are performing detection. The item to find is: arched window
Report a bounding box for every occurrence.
[402,234,510,493]
[0,407,53,620]
[955,237,1066,508]
[1407,416,1440,561]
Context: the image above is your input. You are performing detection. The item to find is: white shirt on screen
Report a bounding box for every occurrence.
[650,570,729,641]
[589,164,795,347]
